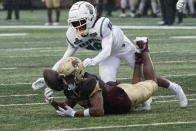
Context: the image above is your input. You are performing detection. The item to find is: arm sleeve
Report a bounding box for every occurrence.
[92,18,113,64]
[52,45,78,71]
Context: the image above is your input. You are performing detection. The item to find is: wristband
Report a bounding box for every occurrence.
[84,108,90,117]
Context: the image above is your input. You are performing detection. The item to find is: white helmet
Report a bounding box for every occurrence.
[68,1,97,36]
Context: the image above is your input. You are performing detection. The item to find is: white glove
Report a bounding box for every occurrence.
[44,87,53,104]
[41,0,45,2]
[176,0,184,12]
[32,77,46,90]
[56,105,76,117]
[83,58,96,67]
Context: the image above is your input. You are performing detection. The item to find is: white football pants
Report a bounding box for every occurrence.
[121,0,136,11]
[99,50,135,83]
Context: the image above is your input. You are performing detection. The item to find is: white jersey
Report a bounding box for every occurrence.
[52,17,136,72]
[66,17,135,56]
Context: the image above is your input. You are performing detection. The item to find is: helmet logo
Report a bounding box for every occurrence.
[72,60,79,68]
[85,4,93,15]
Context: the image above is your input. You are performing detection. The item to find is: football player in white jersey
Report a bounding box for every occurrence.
[32,1,187,109]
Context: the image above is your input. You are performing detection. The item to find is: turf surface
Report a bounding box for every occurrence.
[0,9,196,131]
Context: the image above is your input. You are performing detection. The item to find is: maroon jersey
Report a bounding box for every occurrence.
[64,72,132,114]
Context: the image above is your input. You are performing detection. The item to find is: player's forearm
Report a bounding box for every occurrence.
[50,98,76,110]
[92,34,113,64]
[51,100,66,110]
[52,46,77,71]
[92,49,111,64]
[74,107,104,117]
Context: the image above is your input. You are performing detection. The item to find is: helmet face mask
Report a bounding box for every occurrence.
[58,57,85,91]
[60,74,76,91]
[71,19,86,29]
[71,18,87,36]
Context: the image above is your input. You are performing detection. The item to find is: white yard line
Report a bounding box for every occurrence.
[118,26,196,30]
[155,98,196,103]
[0,73,196,85]
[1,46,195,53]
[0,59,195,70]
[0,93,195,99]
[152,94,196,99]
[0,97,195,107]
[44,121,196,131]
[0,68,17,70]
[117,73,196,80]
[0,25,68,29]
[1,55,61,58]
[0,33,27,37]
[0,83,31,86]
[154,60,196,64]
[0,103,46,107]
[0,94,39,97]
[171,36,196,39]
[163,74,196,77]
[1,25,196,30]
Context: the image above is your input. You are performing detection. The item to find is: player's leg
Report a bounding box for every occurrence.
[45,0,53,25]
[141,52,156,82]
[151,0,158,17]
[129,0,136,17]
[135,39,157,110]
[135,37,188,108]
[120,0,127,17]
[187,0,195,16]
[122,40,153,110]
[99,56,121,83]
[53,0,60,25]
[136,0,145,17]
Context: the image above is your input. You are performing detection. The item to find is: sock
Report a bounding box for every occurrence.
[168,81,178,94]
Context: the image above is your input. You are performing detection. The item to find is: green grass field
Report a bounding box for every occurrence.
[0,9,196,131]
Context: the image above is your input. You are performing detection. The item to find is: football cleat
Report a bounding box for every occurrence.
[120,13,127,17]
[129,11,135,18]
[142,97,152,111]
[172,83,188,108]
[134,37,149,52]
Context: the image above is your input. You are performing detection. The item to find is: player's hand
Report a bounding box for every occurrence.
[83,58,96,67]
[41,0,45,2]
[44,87,53,104]
[56,105,76,117]
[32,77,46,90]
[176,0,184,12]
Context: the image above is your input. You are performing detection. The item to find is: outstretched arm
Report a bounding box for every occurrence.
[92,33,113,64]
[74,91,104,117]
[51,98,76,110]
[44,87,77,110]
[52,45,78,71]
[56,91,104,117]
[83,17,113,67]
[83,33,113,67]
